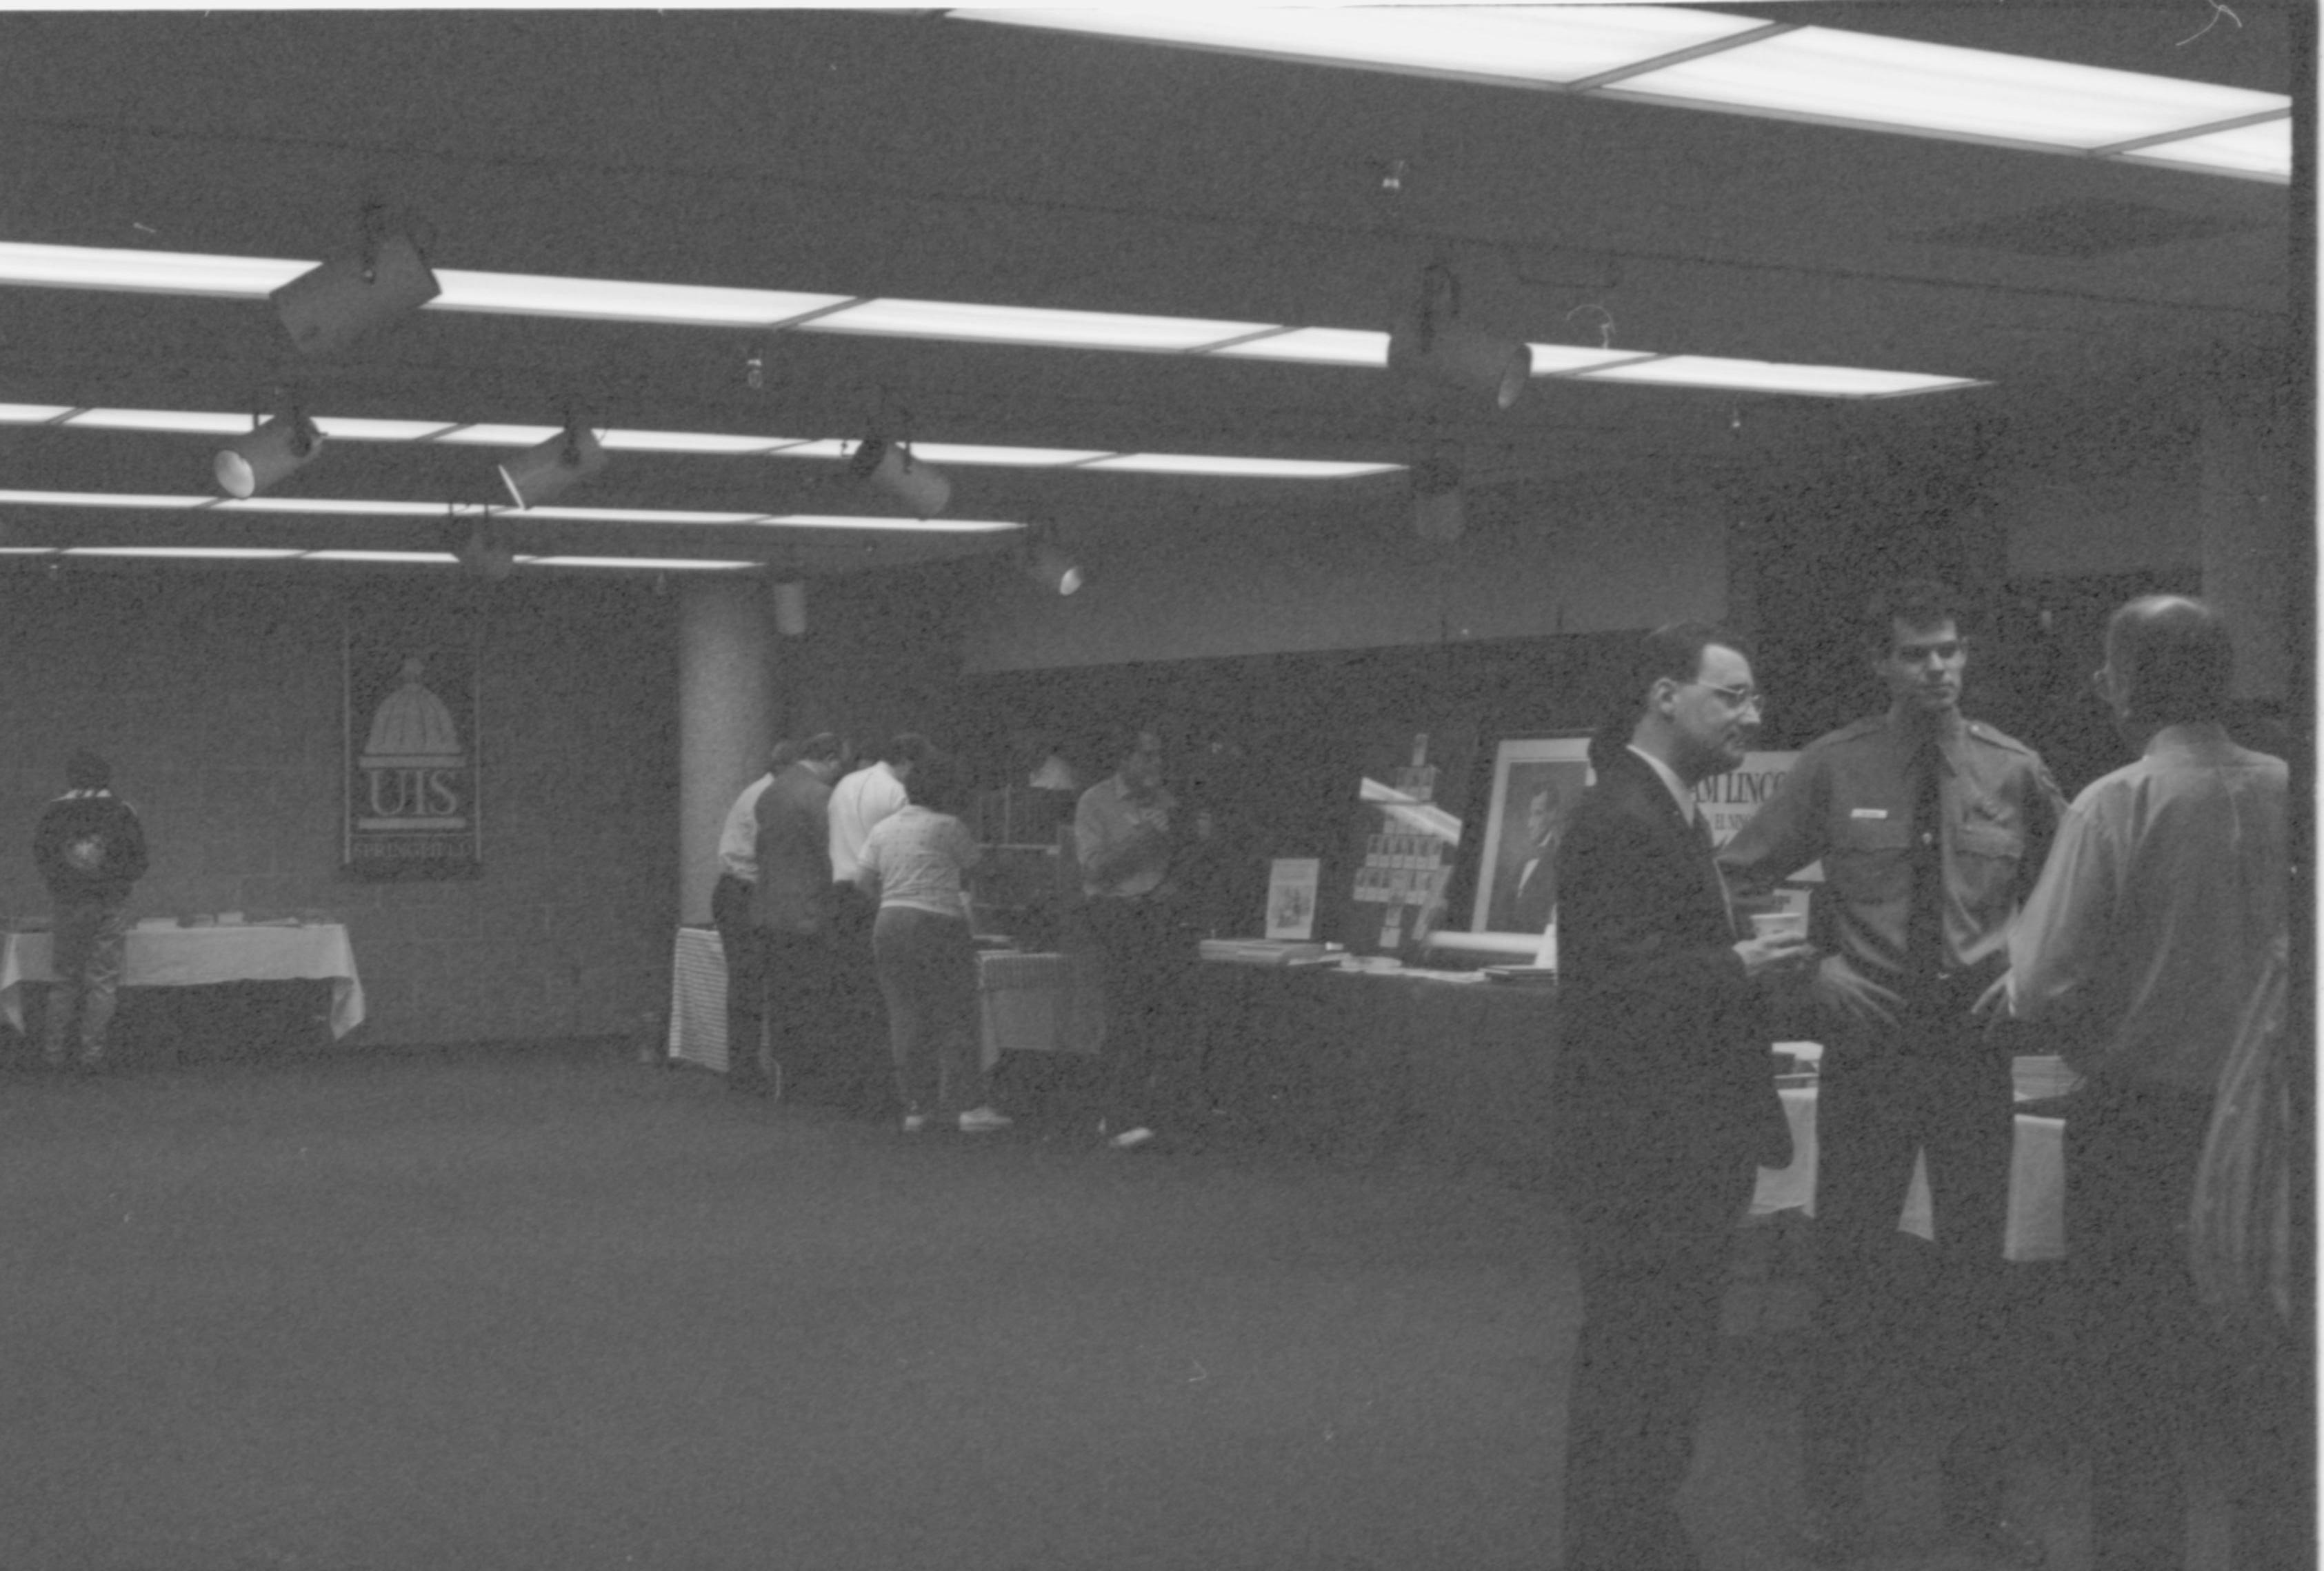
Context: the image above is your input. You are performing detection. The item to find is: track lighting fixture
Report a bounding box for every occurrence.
[272,223,440,357]
[454,522,515,581]
[498,420,608,509]
[1023,539,1086,597]
[1388,263,1531,410]
[214,410,323,498]
[1410,448,1465,543]
[850,436,951,519]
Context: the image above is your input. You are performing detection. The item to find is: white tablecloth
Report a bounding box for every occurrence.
[1749,1052,2067,1262]
[1,923,365,1039]
[663,929,1101,1074]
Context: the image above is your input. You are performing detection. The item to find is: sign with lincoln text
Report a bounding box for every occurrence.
[343,632,483,878]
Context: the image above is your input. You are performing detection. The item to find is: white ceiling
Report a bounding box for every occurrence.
[0,4,2298,574]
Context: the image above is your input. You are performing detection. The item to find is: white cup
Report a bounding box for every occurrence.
[1750,910,1807,943]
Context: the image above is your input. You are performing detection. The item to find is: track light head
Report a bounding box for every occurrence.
[499,423,607,509]
[214,410,324,499]
[1023,540,1086,597]
[1387,264,1530,410]
[850,437,952,519]
[272,230,441,357]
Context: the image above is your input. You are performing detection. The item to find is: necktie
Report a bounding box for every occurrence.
[1906,736,1946,974]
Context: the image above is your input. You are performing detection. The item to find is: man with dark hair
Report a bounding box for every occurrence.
[1554,622,1815,1570]
[34,750,148,1069]
[1719,579,2065,1565]
[742,731,846,1100]
[2008,594,2296,1569]
[1074,726,1199,1152]
[712,740,788,1096]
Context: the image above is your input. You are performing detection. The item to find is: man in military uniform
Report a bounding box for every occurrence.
[1720,579,2064,1567]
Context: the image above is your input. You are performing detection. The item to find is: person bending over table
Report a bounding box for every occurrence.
[1552,623,1814,1571]
[857,752,1009,1136]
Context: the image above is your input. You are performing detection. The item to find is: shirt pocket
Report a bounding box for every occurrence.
[1825,814,1913,906]
[1952,820,2027,912]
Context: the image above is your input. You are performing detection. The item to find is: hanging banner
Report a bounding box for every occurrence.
[343,630,483,879]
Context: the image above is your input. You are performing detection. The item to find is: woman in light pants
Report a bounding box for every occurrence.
[856,754,1009,1134]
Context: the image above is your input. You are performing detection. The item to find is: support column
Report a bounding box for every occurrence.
[2200,401,2294,703]
[679,577,777,925]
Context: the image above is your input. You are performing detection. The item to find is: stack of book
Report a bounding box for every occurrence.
[1196,939,1334,968]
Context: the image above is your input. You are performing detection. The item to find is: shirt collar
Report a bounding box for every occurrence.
[1626,744,1696,824]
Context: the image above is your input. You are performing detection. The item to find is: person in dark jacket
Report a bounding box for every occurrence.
[1552,623,1814,1571]
[33,750,148,1068]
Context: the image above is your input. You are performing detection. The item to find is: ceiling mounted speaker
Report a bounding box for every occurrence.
[1410,451,1465,543]
[850,437,952,519]
[771,579,809,637]
[214,411,323,499]
[1388,264,1531,410]
[272,232,441,358]
[498,423,608,509]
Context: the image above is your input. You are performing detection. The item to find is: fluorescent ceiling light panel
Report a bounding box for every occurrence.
[505,506,770,526]
[301,550,462,563]
[312,417,459,441]
[1208,328,1390,368]
[0,404,74,423]
[212,498,454,517]
[0,489,207,509]
[68,408,254,434]
[430,423,565,446]
[65,546,302,559]
[960,8,1766,85]
[430,270,852,328]
[1530,345,1661,376]
[906,443,1113,467]
[522,556,762,571]
[1614,27,2287,153]
[2121,117,2294,179]
[802,297,1272,353]
[1577,356,1983,398]
[598,430,796,455]
[0,242,299,297]
[1083,453,1404,478]
[761,514,1022,534]
[0,547,61,555]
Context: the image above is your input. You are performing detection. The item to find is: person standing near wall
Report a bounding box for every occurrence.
[748,732,846,1102]
[34,750,148,1070]
[1074,726,1199,1152]
[857,750,1010,1135]
[711,741,790,1097]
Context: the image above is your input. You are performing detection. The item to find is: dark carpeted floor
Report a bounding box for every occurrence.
[0,1045,2241,1571]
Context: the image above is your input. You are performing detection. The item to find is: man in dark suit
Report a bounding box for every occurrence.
[1552,623,1815,1571]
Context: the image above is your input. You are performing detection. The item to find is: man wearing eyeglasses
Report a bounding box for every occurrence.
[1719,579,2065,1568]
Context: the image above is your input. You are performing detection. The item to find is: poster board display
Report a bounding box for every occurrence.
[1337,724,1477,959]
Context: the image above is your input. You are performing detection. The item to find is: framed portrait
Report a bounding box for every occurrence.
[1469,736,1594,938]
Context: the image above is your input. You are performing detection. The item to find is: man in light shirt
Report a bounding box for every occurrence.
[827,734,932,1116]
[2006,594,2296,1570]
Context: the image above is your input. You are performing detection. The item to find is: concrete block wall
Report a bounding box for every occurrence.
[0,568,677,1047]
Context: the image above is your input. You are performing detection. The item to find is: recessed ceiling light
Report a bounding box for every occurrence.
[1208,328,1392,368]
[301,550,464,564]
[1082,454,1405,478]
[64,546,303,559]
[761,514,1022,534]
[68,408,255,434]
[507,506,771,526]
[906,443,1114,467]
[598,430,797,455]
[0,404,74,423]
[430,423,565,446]
[2120,117,2294,180]
[213,498,455,517]
[0,241,299,296]
[520,556,763,571]
[312,417,461,441]
[430,270,852,328]
[0,488,208,509]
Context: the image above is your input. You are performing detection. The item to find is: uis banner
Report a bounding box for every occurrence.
[1694,751,1797,848]
[343,630,482,879]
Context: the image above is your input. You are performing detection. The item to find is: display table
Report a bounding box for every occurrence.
[663,927,1101,1074]
[0,922,365,1040]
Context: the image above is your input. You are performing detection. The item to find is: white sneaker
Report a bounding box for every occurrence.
[1106,1125,1155,1150]
[958,1106,1013,1134]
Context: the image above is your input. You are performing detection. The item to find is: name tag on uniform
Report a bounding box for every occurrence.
[1850,808,1889,819]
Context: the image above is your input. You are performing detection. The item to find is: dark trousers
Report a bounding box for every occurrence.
[46,896,128,1064]
[825,883,892,1114]
[1563,1148,1755,1571]
[2066,1077,2285,1570]
[1083,897,1200,1131]
[871,905,988,1119]
[1805,1019,2017,1528]
[711,874,772,1090]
